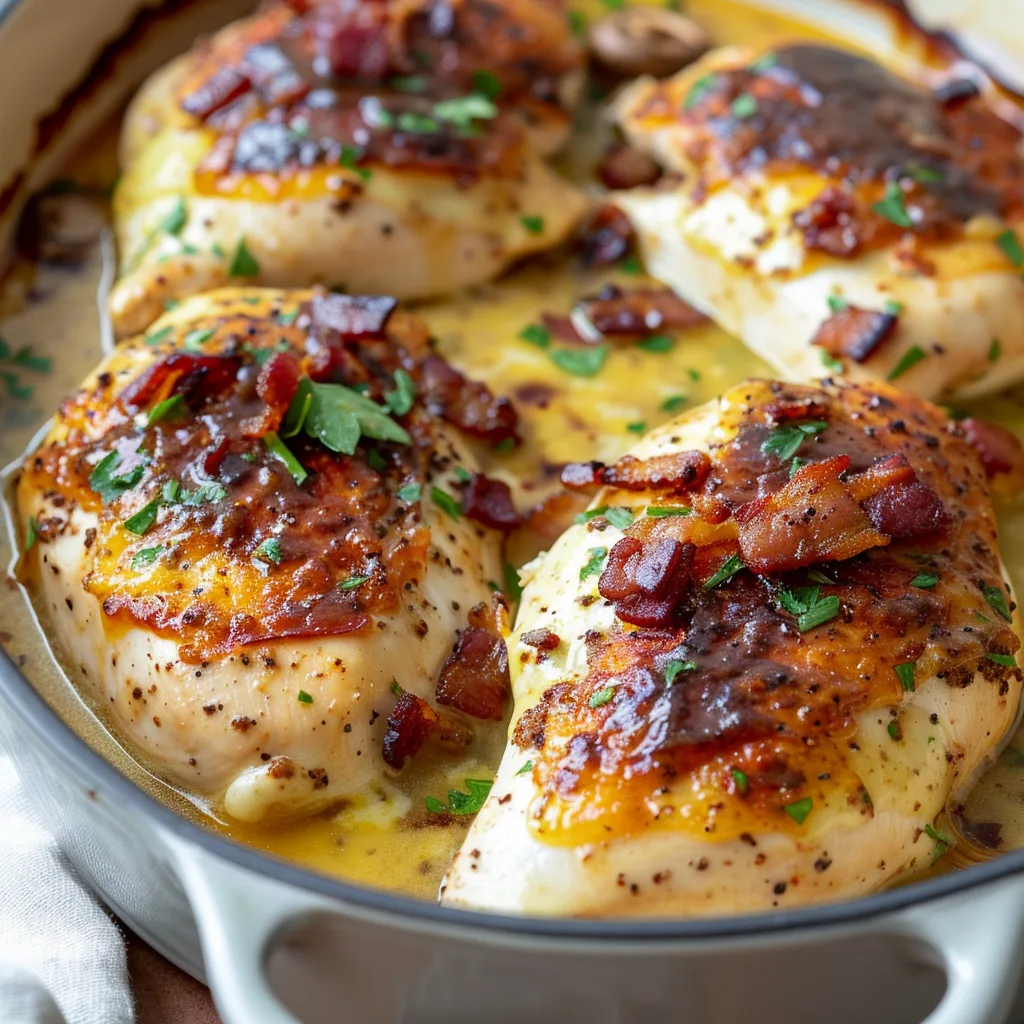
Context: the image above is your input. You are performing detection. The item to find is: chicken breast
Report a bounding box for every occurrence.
[443,378,1023,916]
[612,43,1024,401]
[110,0,586,337]
[16,287,520,823]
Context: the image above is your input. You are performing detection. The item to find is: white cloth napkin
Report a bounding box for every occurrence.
[0,744,133,1024]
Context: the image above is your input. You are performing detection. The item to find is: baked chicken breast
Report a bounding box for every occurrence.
[17,288,521,822]
[612,43,1024,400]
[110,0,586,337]
[443,378,1023,916]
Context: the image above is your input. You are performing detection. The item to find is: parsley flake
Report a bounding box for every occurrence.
[340,144,372,181]
[263,431,307,484]
[925,823,955,860]
[604,507,635,530]
[24,516,38,552]
[910,573,939,589]
[588,684,617,708]
[147,394,186,424]
[297,690,314,704]
[646,505,691,518]
[515,760,534,776]
[183,328,215,351]
[228,237,260,277]
[784,797,813,825]
[683,73,717,109]
[384,368,416,416]
[827,294,848,313]
[471,69,503,100]
[996,228,1024,267]
[638,334,673,353]
[550,344,608,377]
[431,486,462,520]
[704,554,744,590]
[520,215,544,235]
[887,345,927,381]
[761,420,828,461]
[519,324,551,349]
[580,546,609,582]
[425,778,492,815]
[253,538,282,566]
[895,662,916,691]
[338,575,370,590]
[871,180,914,228]
[984,584,1013,622]
[989,338,1002,363]
[619,255,643,275]
[730,92,757,119]
[144,326,173,347]
[123,498,160,536]
[887,719,903,742]
[664,659,696,685]
[988,652,1018,667]
[397,482,421,503]
[660,395,687,413]
[89,450,149,504]
[778,585,840,632]
[732,769,749,794]
[131,546,161,570]
[504,562,523,602]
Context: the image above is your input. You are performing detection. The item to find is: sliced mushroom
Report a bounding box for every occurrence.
[588,7,711,80]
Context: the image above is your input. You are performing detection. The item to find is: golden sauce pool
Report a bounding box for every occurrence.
[1,0,1023,901]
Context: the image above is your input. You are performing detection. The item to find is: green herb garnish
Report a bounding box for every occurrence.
[384,368,416,416]
[24,516,38,552]
[664,659,696,685]
[732,769,749,794]
[580,546,609,582]
[550,345,608,377]
[504,561,523,602]
[471,69,503,100]
[588,684,617,708]
[996,228,1024,267]
[263,431,307,484]
[519,324,551,349]
[988,652,1018,667]
[431,486,462,520]
[887,345,927,381]
[730,92,758,119]
[425,778,492,815]
[660,395,687,413]
[131,546,161,570]
[827,294,848,313]
[397,482,421,503]
[89,450,148,504]
[340,144,372,181]
[604,507,634,530]
[122,498,160,536]
[638,334,673,353]
[984,583,1013,622]
[297,690,314,704]
[887,719,903,742]
[784,797,813,824]
[895,661,916,691]
[338,575,370,590]
[683,73,717,109]
[646,505,692,518]
[515,760,533,776]
[228,237,260,277]
[871,180,913,228]
[989,338,1002,363]
[147,394,186,424]
[704,554,745,590]
[253,538,282,566]
[761,420,828,461]
[910,573,939,589]
[520,215,544,235]
[778,585,840,632]
[144,326,173,347]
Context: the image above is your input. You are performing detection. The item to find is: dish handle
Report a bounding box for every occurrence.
[169,835,327,1024]
[896,874,1024,1024]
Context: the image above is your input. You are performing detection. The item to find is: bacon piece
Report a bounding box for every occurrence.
[242,42,310,108]
[601,451,711,493]
[119,353,240,412]
[551,285,706,344]
[597,144,663,190]
[382,693,440,769]
[306,1,391,80]
[764,398,830,424]
[241,351,302,437]
[521,628,561,650]
[852,455,945,539]
[310,293,398,342]
[577,203,634,268]
[435,627,510,720]
[462,473,520,531]
[202,437,231,478]
[793,186,862,257]
[735,456,889,573]
[598,536,693,627]
[181,68,252,121]
[960,418,1024,479]
[811,306,898,364]
[419,354,519,444]
[560,461,602,491]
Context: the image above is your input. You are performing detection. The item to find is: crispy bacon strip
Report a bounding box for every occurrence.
[118,352,241,412]
[854,454,945,539]
[435,627,511,721]
[563,450,711,494]
[419,354,519,445]
[382,692,472,770]
[181,67,252,121]
[598,536,693,627]
[547,285,706,345]
[462,473,520,531]
[735,456,889,573]
[241,350,302,437]
[961,418,1024,480]
[811,306,898,364]
[576,203,634,268]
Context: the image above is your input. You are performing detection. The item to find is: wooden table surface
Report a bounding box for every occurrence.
[127,928,220,1024]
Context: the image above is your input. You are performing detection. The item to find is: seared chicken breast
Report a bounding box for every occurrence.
[613,43,1024,400]
[110,0,586,337]
[443,378,1023,916]
[17,288,521,822]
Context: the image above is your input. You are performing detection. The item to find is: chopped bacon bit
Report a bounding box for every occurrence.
[435,627,510,721]
[306,1,391,80]
[577,203,634,268]
[181,67,252,121]
[310,293,398,342]
[119,352,241,412]
[266,755,295,780]
[597,144,663,190]
[241,350,302,437]
[462,473,520,531]
[857,455,945,540]
[419,354,519,445]
[793,186,862,257]
[382,692,440,769]
[598,536,693,627]
[522,628,561,650]
[601,450,711,493]
[960,418,1024,479]
[735,456,889,573]
[565,285,706,343]
[811,306,898,364]
[764,398,830,424]
[561,461,603,491]
[203,436,231,477]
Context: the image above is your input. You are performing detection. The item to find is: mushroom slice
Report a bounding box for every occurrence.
[442,378,1023,916]
[16,288,518,823]
[612,43,1024,400]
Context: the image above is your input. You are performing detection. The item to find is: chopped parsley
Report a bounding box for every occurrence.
[144,326,173,347]
[604,507,634,529]
[778,585,840,632]
[263,431,307,484]
[147,394,185,424]
[703,554,745,590]
[730,92,758,119]
[664,659,696,685]
[660,395,687,413]
[887,719,903,742]
[432,94,498,132]
[819,348,844,374]
[338,575,370,590]
[24,516,38,552]
[895,662,916,691]
[366,449,387,471]
[883,299,903,315]
[514,760,534,776]
[887,345,927,381]
[987,652,1018,667]
[183,328,215,351]
[925,823,955,860]
[454,465,471,484]
[588,684,616,708]
[910,573,939,589]
[131,546,161,570]
[162,480,227,505]
[683,73,717,109]
[161,197,188,236]
[905,163,943,183]
[749,51,778,73]
[989,338,1002,363]
[297,690,314,704]
[784,797,813,824]
[996,228,1024,267]
[789,456,807,478]
[984,583,1013,622]
[228,237,260,277]
[471,69,503,101]
[826,294,848,313]
[431,486,462,520]
[122,498,160,536]
[89,450,148,504]
[253,538,282,566]
[646,505,692,518]
[618,255,643,276]
[575,506,609,524]
[871,180,913,228]
[340,144,372,181]
[283,378,410,455]
[390,680,405,697]
[518,324,551,349]
[425,778,492,815]
[550,344,609,377]
[503,561,523,602]
[761,420,828,461]
[384,368,416,416]
[493,437,516,453]
[520,215,544,235]
[566,9,587,36]
[389,75,428,93]
[732,769,749,794]
[638,334,673,353]
[397,482,421,503]
[580,546,608,582]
